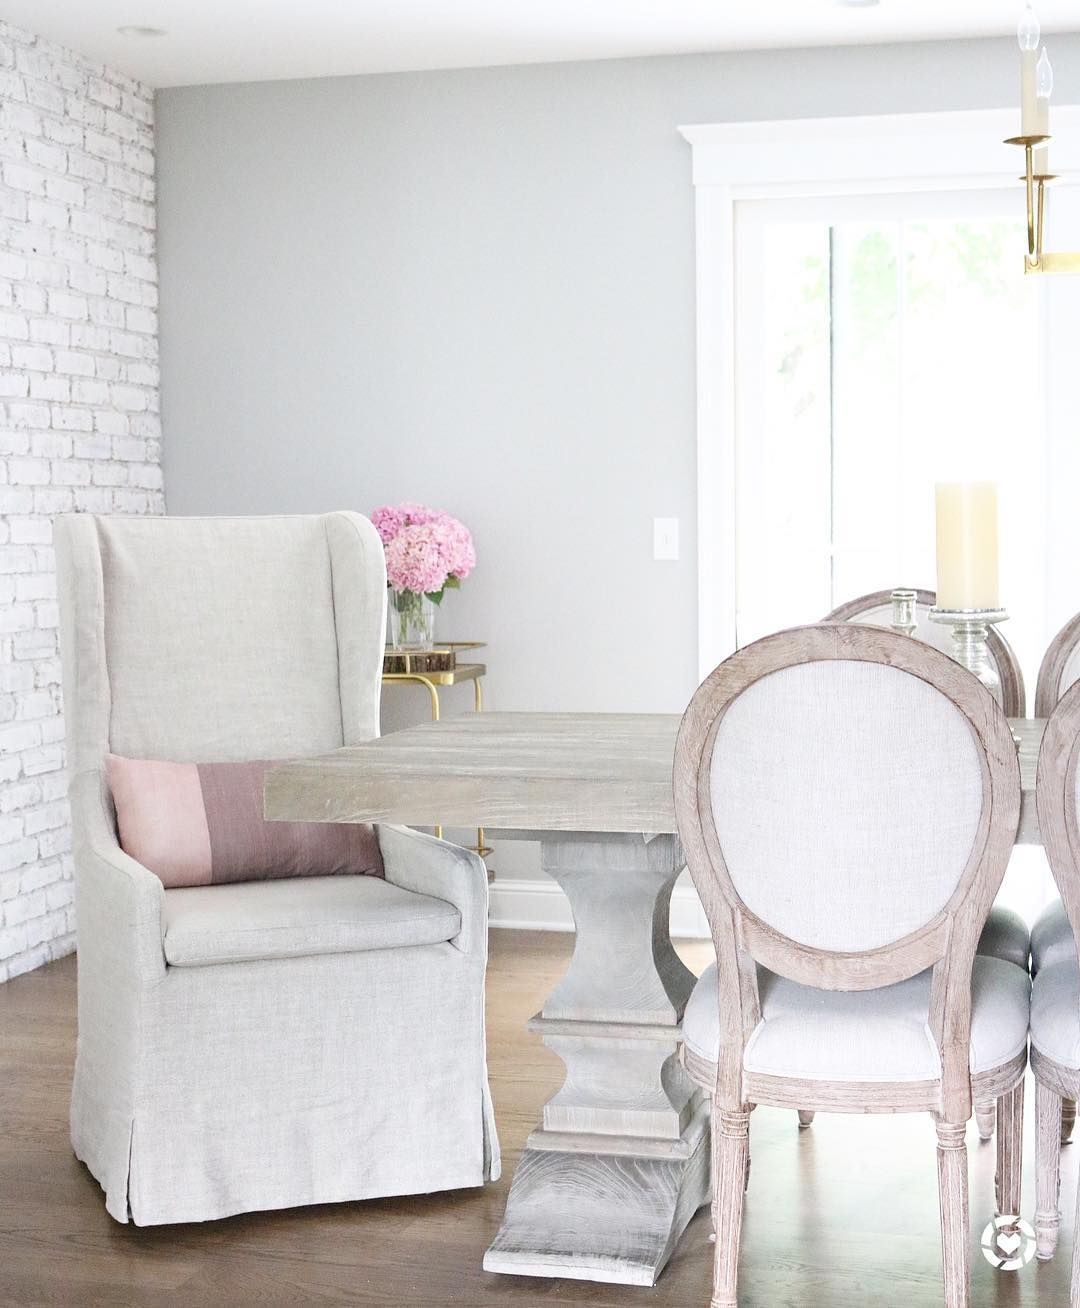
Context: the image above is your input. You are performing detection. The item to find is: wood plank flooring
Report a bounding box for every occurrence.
[0,931,1070,1306]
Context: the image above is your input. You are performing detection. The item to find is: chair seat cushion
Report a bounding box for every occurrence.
[976,905,1031,971]
[1031,899,1075,976]
[683,956,1029,1082]
[163,874,461,967]
[1031,957,1080,1068]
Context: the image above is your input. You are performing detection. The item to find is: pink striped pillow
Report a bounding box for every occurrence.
[105,754,384,888]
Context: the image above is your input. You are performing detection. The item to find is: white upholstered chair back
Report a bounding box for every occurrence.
[56,513,387,776]
[1036,612,1080,717]
[709,657,982,954]
[825,588,1026,718]
[675,624,1021,1107]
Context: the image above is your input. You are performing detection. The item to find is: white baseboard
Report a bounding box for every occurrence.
[488,876,710,939]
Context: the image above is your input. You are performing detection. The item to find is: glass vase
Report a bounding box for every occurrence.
[387,588,435,651]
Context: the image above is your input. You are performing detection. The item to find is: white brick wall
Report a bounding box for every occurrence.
[0,21,162,982]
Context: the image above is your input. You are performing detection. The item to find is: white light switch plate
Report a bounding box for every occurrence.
[653,517,679,561]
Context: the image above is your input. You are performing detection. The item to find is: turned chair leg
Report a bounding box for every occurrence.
[1063,1098,1077,1145]
[711,1107,750,1308]
[1036,1080,1063,1261]
[936,1119,970,1308]
[995,1080,1024,1221]
[797,1110,815,1129]
[974,1102,995,1143]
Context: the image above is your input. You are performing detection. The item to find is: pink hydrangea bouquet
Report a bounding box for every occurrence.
[370,501,475,648]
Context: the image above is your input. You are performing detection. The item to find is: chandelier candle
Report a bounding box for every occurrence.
[934,482,999,611]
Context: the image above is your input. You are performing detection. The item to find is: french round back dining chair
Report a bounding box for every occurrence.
[825,588,1027,717]
[1024,613,1080,1166]
[825,588,1032,1142]
[1032,679,1080,1292]
[1029,616,1080,1268]
[1031,614,1080,987]
[674,623,1027,1308]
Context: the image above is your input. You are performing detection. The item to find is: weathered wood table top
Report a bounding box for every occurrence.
[265,712,1045,844]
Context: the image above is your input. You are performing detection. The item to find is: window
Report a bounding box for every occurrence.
[683,109,1080,923]
[734,188,1044,676]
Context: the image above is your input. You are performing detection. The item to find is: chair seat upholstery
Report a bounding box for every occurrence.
[1031,898,1075,976]
[163,874,461,967]
[683,956,1030,1082]
[1031,957,1080,1069]
[977,904,1031,971]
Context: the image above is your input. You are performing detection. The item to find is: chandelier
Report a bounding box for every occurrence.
[1007,4,1080,273]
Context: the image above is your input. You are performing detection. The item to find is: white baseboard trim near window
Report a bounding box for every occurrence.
[488,877,710,939]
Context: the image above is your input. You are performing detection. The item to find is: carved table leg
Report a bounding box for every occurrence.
[1036,1079,1063,1261]
[797,1110,815,1130]
[483,833,710,1286]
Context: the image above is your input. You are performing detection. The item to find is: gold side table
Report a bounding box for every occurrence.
[381,642,493,870]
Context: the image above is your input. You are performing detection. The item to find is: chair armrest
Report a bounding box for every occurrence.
[69,769,167,984]
[377,824,488,958]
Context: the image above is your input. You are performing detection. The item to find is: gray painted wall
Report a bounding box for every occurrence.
[154,37,1079,881]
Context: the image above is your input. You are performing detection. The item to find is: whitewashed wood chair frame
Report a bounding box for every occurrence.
[1032,681,1080,1281]
[674,624,1024,1308]
[1036,612,1080,718]
[826,587,1029,1144]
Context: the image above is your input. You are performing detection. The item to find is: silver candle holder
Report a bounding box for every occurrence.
[888,588,918,638]
[928,607,1009,707]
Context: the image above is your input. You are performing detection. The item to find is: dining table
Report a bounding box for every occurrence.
[264,711,1045,1287]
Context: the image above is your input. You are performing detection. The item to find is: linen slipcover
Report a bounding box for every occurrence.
[56,512,500,1224]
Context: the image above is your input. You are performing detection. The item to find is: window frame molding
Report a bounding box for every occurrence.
[679,106,1080,680]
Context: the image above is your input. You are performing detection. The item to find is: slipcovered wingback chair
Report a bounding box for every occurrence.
[675,625,1026,1308]
[56,513,499,1225]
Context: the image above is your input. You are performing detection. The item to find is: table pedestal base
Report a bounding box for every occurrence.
[483,833,711,1285]
[483,1099,710,1284]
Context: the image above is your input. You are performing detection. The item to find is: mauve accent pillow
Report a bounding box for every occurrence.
[105,755,384,888]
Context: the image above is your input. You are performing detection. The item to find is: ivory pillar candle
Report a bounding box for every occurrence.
[935,482,1000,611]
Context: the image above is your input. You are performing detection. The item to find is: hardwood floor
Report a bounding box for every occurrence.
[0,931,1070,1306]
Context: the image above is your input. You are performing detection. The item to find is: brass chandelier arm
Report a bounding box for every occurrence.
[1026,145,1037,258]
[1005,133,1080,274]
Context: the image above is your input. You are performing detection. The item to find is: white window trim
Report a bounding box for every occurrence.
[679,107,1080,680]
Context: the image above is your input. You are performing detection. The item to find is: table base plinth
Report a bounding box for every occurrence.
[483,1099,710,1285]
